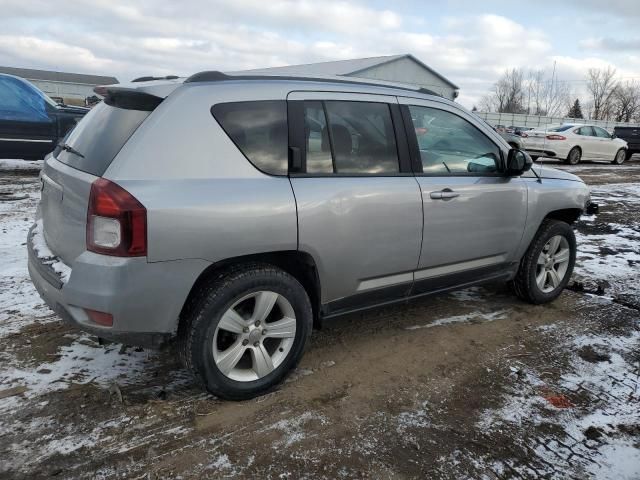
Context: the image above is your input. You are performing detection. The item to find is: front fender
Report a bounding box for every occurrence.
[516,178,589,259]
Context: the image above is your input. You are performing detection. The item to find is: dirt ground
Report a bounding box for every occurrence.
[0,160,639,479]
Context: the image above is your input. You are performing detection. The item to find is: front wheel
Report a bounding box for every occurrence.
[612,149,626,165]
[511,219,576,304]
[179,264,313,400]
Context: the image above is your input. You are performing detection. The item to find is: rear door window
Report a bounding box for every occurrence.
[211,101,288,175]
[300,100,400,175]
[55,102,151,176]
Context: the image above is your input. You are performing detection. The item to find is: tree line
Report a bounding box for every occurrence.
[478,66,639,122]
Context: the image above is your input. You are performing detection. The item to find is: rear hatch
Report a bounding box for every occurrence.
[37,83,174,266]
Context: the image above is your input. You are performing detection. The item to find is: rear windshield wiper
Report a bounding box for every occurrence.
[58,142,85,158]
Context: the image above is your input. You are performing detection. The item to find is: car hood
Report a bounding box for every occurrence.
[523,163,584,182]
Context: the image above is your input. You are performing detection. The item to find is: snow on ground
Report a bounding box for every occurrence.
[405,309,509,330]
[573,183,640,297]
[0,159,43,171]
[476,318,640,479]
[0,175,53,337]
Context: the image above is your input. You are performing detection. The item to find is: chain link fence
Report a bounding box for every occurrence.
[475,112,640,131]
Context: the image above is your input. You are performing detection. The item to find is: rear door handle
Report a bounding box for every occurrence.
[430,189,460,200]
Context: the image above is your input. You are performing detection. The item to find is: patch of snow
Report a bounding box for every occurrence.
[0,333,157,404]
[30,219,71,283]
[0,159,43,171]
[262,411,327,448]
[405,309,509,330]
[396,401,430,432]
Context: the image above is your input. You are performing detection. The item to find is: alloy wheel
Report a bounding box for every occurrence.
[212,291,296,382]
[568,148,581,165]
[535,235,571,293]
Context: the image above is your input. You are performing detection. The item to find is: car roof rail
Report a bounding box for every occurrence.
[183,70,441,97]
[131,75,179,82]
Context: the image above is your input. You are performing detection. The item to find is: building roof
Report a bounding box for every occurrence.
[0,66,118,85]
[240,54,459,89]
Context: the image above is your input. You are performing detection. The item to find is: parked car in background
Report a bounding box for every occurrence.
[613,126,639,161]
[0,73,88,160]
[524,123,628,165]
[511,126,534,136]
[29,73,591,400]
[499,130,524,149]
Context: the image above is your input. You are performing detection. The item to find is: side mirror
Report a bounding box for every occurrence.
[505,148,533,176]
[611,133,617,139]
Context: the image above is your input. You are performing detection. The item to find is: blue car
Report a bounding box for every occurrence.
[0,73,88,160]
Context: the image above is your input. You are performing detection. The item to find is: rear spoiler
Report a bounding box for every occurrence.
[94,78,183,110]
[94,86,163,111]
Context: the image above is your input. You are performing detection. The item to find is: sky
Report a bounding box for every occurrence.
[1,0,638,108]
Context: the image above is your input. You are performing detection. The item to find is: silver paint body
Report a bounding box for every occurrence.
[28,78,589,341]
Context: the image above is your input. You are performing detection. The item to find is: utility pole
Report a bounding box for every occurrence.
[548,60,556,115]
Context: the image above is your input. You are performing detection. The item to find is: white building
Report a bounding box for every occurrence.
[241,54,459,100]
[0,66,118,106]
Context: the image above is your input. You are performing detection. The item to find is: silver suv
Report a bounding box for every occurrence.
[28,73,590,399]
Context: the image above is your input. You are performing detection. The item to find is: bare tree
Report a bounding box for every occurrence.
[489,68,526,113]
[527,70,545,115]
[586,67,618,120]
[611,81,640,122]
[526,69,571,117]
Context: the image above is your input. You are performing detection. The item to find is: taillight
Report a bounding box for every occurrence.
[87,178,147,256]
[520,132,528,138]
[546,134,566,140]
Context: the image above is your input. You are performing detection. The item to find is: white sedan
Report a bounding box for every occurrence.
[523,123,629,165]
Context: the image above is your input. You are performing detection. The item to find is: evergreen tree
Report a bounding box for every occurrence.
[567,99,584,119]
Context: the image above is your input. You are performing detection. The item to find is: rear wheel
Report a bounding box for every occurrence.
[179,264,313,400]
[566,147,581,165]
[511,219,576,304]
[612,149,626,165]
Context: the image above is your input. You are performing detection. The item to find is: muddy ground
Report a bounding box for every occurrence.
[0,160,639,479]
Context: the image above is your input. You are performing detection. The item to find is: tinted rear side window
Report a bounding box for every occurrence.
[55,102,150,176]
[211,101,288,176]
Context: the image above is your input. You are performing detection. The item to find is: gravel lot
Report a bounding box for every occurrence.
[0,160,639,479]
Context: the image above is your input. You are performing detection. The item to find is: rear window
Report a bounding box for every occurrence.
[211,101,288,176]
[55,102,151,176]
[547,125,573,132]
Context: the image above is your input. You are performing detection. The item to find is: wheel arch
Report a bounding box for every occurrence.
[178,250,322,332]
[544,207,583,225]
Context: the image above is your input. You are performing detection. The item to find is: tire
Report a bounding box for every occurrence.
[566,147,581,165]
[612,149,626,165]
[626,150,634,161]
[179,263,313,400]
[511,219,576,304]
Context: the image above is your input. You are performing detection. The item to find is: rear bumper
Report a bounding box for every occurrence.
[27,226,210,347]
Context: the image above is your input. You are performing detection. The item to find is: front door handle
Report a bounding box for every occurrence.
[430,189,460,200]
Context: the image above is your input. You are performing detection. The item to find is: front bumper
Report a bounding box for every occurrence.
[27,225,210,347]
